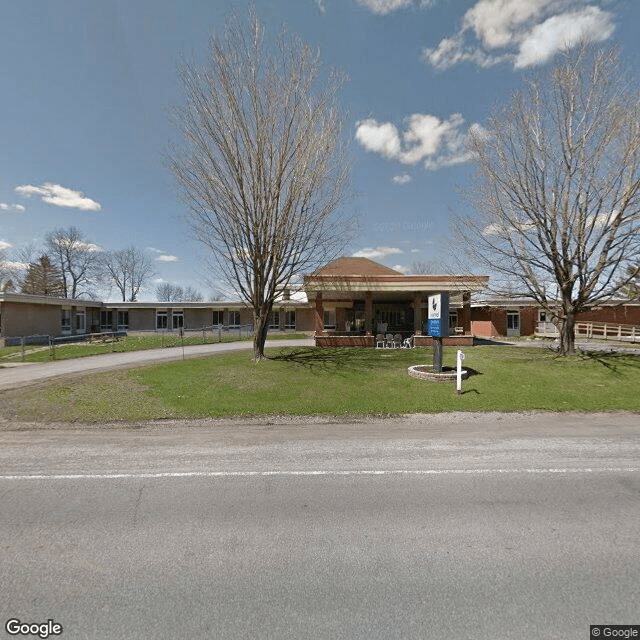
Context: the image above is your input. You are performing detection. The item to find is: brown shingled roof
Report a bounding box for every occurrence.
[312,256,402,277]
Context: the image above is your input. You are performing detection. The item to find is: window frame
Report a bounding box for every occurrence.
[156,310,168,331]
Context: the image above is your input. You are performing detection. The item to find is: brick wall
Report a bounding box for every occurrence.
[2,301,60,337]
[576,304,640,326]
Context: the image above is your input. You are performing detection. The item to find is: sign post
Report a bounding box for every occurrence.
[427,293,449,373]
[456,349,465,394]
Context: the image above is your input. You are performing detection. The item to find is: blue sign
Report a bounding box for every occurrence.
[427,293,449,338]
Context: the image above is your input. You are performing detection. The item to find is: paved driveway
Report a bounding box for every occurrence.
[0,338,315,391]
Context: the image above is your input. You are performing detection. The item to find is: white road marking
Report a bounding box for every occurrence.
[0,467,639,480]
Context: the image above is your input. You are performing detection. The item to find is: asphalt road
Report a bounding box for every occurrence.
[1,415,639,639]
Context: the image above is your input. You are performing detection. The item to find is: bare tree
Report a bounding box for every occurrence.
[624,264,640,299]
[457,45,640,355]
[46,226,103,299]
[102,247,155,302]
[410,260,442,275]
[169,8,351,359]
[182,285,204,302]
[156,282,203,302]
[156,283,182,302]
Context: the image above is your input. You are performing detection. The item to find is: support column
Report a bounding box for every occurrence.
[365,292,373,335]
[414,294,423,335]
[279,306,285,331]
[314,293,324,336]
[462,292,471,334]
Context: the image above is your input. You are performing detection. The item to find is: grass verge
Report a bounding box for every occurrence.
[2,345,639,423]
[0,331,308,363]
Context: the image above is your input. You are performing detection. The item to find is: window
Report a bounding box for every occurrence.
[75,309,86,332]
[323,308,336,329]
[61,309,71,332]
[172,311,184,330]
[507,311,520,335]
[156,311,168,330]
[228,311,240,327]
[269,311,280,329]
[449,310,458,330]
[117,311,129,329]
[376,309,405,328]
[285,310,296,330]
[100,310,113,330]
[212,310,224,326]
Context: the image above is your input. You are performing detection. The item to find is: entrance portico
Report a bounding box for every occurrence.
[304,257,488,347]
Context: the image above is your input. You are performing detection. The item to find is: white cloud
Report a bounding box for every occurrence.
[51,237,103,253]
[481,222,509,236]
[515,6,615,68]
[4,260,29,270]
[353,246,403,259]
[464,0,552,49]
[0,240,13,251]
[356,0,435,14]
[392,173,412,185]
[355,119,401,159]
[0,203,26,212]
[423,35,509,69]
[15,182,101,211]
[392,264,411,274]
[356,0,413,15]
[81,242,103,253]
[315,0,326,13]
[356,113,483,170]
[156,254,179,262]
[423,0,616,70]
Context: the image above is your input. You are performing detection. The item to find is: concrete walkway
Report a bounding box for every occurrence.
[0,339,315,391]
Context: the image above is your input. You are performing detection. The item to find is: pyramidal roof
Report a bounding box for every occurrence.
[311,256,403,277]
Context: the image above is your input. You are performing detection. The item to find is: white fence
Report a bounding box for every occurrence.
[536,321,640,342]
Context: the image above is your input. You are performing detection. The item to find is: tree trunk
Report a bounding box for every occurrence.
[253,311,270,361]
[558,310,576,356]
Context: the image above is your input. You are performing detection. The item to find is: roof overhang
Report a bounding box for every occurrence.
[303,274,489,300]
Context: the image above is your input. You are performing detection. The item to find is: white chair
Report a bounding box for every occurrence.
[375,333,386,349]
[393,334,402,348]
[385,333,394,348]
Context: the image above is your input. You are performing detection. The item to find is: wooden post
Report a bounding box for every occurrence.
[314,292,324,336]
[462,292,471,334]
[433,337,443,373]
[365,291,373,335]
[414,294,422,335]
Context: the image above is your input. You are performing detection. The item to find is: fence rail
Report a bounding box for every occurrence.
[536,321,640,342]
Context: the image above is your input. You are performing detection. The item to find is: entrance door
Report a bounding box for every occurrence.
[172,311,184,331]
[507,311,520,336]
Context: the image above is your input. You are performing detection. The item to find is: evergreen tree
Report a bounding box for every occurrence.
[21,255,65,297]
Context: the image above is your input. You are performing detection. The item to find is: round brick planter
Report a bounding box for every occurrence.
[407,364,469,382]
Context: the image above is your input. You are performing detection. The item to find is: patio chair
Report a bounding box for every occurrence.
[402,335,414,349]
[393,334,403,348]
[385,333,395,348]
[375,333,386,349]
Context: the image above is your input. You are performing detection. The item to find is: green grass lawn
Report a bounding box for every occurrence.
[3,345,640,423]
[0,331,308,363]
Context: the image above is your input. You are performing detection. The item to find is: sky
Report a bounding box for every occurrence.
[0,0,638,301]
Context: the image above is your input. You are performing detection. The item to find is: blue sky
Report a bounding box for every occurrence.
[0,0,637,300]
